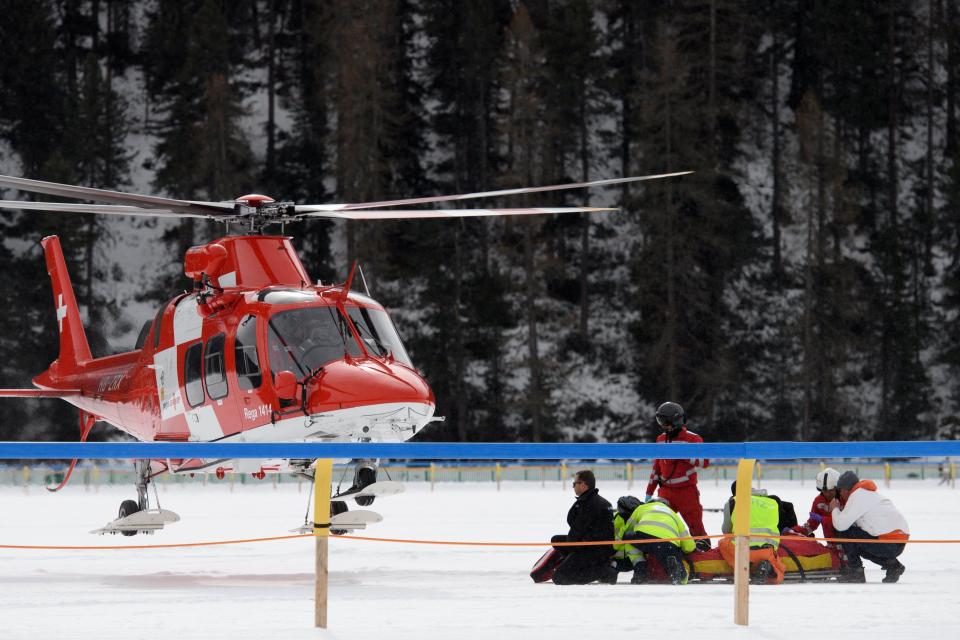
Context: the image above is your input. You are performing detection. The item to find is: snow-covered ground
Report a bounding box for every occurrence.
[0,478,956,639]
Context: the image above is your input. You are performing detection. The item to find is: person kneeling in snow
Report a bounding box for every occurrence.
[612,496,646,580]
[622,498,695,584]
[719,482,786,584]
[551,470,618,585]
[830,471,909,583]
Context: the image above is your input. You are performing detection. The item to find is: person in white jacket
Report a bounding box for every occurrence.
[830,470,909,583]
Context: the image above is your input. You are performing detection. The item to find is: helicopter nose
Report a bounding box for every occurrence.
[306,358,435,415]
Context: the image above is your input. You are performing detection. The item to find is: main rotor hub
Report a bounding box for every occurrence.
[231,194,296,233]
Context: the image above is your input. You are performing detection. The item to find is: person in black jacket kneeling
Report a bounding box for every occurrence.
[552,470,618,585]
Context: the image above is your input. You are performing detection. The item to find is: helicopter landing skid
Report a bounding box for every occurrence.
[90,508,181,535]
[289,509,383,535]
[333,480,404,501]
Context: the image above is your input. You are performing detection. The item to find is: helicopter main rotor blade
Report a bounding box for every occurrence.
[0,174,232,215]
[0,200,213,218]
[295,171,693,212]
[298,207,617,220]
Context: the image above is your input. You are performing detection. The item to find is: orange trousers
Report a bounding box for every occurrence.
[718,538,785,584]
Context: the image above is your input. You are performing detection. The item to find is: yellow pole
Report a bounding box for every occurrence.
[314,459,333,629]
[430,463,436,492]
[561,462,567,491]
[734,459,756,627]
[884,462,891,488]
[22,465,29,494]
[92,464,100,493]
[951,460,956,489]
[627,462,633,490]
[495,462,502,492]
[756,463,763,488]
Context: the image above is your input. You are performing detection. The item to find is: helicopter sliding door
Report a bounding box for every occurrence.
[232,314,273,432]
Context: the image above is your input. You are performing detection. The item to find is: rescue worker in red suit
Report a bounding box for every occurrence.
[644,402,711,552]
[784,467,839,540]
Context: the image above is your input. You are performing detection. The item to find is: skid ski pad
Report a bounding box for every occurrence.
[289,509,383,534]
[333,480,404,500]
[90,509,180,535]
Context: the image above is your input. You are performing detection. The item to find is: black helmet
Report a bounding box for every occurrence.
[617,495,642,519]
[655,401,686,430]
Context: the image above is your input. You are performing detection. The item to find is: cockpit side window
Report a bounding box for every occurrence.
[346,306,413,367]
[235,315,262,390]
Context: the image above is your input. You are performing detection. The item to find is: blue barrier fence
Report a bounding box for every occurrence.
[0,440,959,460]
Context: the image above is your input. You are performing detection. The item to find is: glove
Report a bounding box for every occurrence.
[695,538,711,552]
[644,494,653,503]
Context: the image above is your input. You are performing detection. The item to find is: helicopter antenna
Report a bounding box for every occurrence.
[358,263,371,297]
[341,260,358,300]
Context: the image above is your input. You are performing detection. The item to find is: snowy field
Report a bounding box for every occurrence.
[0,477,957,639]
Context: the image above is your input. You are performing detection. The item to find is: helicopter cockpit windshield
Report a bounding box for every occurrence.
[266,306,361,378]
[346,306,413,368]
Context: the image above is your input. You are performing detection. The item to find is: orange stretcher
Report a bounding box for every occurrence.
[678,537,843,583]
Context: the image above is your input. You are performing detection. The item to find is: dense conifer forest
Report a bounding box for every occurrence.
[1,0,958,444]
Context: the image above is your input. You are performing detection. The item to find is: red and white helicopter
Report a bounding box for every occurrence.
[0,170,689,535]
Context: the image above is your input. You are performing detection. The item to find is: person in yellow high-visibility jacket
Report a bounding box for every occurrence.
[622,499,695,584]
[612,496,646,581]
[719,481,786,584]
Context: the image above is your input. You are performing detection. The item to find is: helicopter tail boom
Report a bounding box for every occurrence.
[40,236,92,372]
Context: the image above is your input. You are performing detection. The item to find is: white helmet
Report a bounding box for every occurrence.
[816,467,840,491]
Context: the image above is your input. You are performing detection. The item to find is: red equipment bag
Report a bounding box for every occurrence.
[530,548,564,583]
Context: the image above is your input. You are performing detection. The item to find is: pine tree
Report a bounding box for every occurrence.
[416,0,514,441]
[498,3,551,442]
[630,11,761,442]
[143,0,254,299]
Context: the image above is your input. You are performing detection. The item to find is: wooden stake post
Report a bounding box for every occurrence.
[314,459,333,629]
[733,459,756,626]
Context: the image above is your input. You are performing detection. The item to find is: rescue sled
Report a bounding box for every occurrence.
[529,537,843,584]
[684,537,843,583]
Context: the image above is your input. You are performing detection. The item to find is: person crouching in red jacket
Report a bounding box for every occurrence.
[783,467,838,541]
[644,401,711,551]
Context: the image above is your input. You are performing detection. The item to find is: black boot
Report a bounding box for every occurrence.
[630,562,647,584]
[882,559,905,583]
[751,560,773,584]
[838,566,866,583]
[664,556,687,585]
[600,564,619,585]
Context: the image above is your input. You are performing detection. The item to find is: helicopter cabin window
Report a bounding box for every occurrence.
[266,306,361,378]
[134,319,152,350]
[235,315,262,390]
[204,333,228,400]
[184,342,205,407]
[346,306,413,368]
[152,303,167,349]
